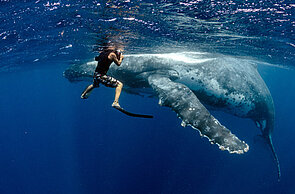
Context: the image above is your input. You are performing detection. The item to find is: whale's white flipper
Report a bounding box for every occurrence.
[148,74,249,154]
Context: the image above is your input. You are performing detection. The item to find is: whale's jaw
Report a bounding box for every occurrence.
[254,100,280,181]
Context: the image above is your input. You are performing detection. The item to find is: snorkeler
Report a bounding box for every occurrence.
[81,47,124,108]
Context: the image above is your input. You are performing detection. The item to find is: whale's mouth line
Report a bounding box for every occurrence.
[125,52,214,64]
[124,52,287,70]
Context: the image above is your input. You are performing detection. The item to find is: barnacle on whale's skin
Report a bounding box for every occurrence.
[189,122,249,154]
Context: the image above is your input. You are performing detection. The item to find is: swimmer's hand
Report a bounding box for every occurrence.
[110,52,124,66]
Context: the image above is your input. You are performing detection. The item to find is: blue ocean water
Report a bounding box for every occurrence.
[0,0,295,194]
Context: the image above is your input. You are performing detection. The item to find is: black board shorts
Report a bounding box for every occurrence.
[93,73,119,88]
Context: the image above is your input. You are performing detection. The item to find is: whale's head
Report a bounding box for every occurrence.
[174,56,276,139]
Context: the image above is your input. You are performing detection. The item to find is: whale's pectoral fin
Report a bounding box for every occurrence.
[148,74,249,154]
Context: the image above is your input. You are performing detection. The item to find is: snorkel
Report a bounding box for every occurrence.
[115,49,121,59]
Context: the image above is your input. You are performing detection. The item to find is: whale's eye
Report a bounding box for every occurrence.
[256,121,261,128]
[191,77,194,80]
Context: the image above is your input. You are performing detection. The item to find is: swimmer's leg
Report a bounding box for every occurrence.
[81,84,95,99]
[112,81,123,107]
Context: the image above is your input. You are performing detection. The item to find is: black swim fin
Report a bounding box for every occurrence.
[113,106,153,118]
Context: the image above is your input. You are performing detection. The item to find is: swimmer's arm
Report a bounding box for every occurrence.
[109,53,124,66]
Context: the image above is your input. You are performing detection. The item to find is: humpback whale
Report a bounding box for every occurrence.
[63,52,280,179]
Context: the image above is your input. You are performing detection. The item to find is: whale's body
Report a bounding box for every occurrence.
[64,52,279,178]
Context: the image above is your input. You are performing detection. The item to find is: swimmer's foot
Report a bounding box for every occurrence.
[112,102,121,108]
[81,92,90,99]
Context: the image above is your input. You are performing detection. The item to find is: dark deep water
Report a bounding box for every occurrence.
[1,1,295,194]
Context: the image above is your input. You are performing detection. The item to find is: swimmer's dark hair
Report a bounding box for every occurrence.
[94,50,121,61]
